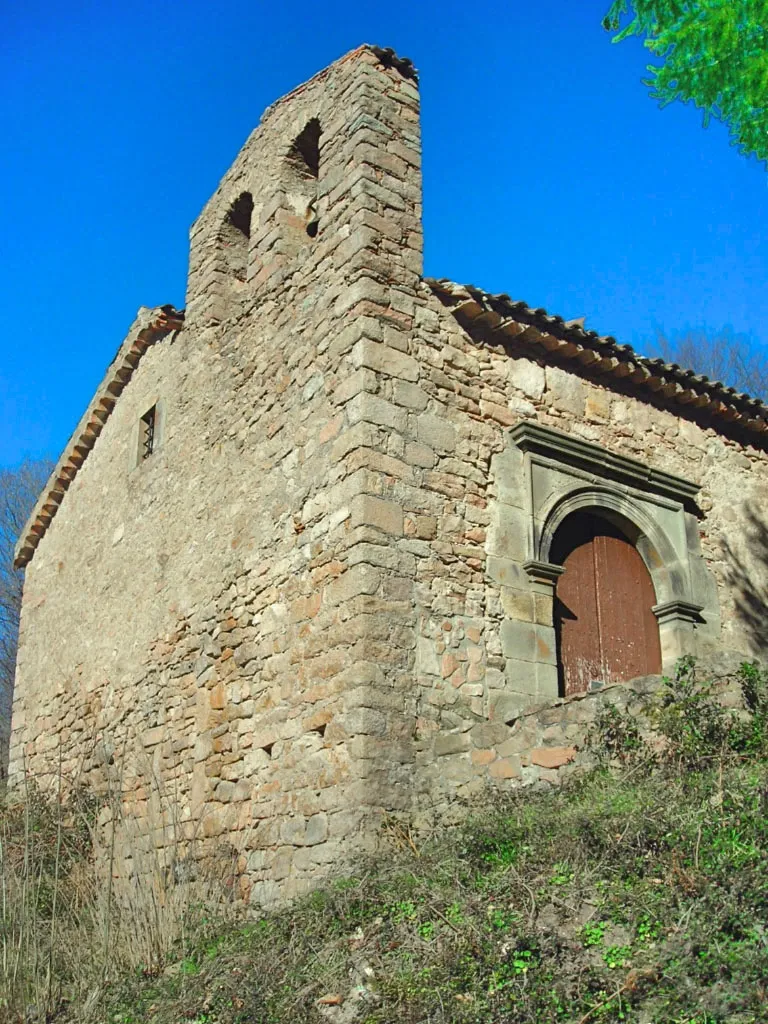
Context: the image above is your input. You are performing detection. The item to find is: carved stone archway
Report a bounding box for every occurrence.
[487,422,719,707]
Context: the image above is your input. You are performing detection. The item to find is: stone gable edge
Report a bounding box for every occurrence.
[258,45,417,127]
[13,305,184,569]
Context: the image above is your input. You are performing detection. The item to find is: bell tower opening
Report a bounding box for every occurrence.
[220,192,254,282]
[285,119,321,239]
[550,510,662,696]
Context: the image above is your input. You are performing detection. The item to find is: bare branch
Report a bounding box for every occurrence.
[655,329,768,401]
[0,459,54,766]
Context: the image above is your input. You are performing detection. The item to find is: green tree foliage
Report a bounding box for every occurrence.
[604,1,768,166]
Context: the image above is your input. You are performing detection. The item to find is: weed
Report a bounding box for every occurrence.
[603,944,631,969]
[590,701,645,763]
[510,948,536,974]
[582,920,608,947]
[635,914,659,944]
[549,861,573,885]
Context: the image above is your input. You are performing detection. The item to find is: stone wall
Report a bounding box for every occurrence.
[368,279,768,822]
[10,45,768,904]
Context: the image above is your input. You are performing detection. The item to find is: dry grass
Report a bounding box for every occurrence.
[0,752,238,1024]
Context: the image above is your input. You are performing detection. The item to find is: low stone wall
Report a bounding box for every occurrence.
[407,674,650,830]
[409,661,747,834]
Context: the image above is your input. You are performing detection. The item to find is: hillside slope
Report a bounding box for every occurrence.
[3,658,768,1024]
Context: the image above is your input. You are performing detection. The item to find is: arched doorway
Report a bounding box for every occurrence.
[551,510,662,696]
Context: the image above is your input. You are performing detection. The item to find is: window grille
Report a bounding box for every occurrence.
[140,406,156,460]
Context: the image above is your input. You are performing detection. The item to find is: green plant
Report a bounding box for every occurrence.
[445,901,465,925]
[635,914,659,944]
[388,899,418,923]
[549,861,573,885]
[582,920,608,947]
[487,906,518,931]
[604,0,768,166]
[603,944,631,969]
[511,948,536,975]
[590,701,645,763]
[653,655,729,760]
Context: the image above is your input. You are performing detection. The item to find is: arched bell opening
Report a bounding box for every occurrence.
[220,192,254,283]
[283,118,321,241]
[550,508,662,697]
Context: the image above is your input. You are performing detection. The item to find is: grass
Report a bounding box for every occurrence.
[3,657,768,1023]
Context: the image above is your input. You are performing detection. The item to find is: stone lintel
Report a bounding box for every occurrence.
[510,421,700,506]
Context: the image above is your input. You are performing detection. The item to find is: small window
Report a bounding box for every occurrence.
[288,119,320,179]
[139,405,156,460]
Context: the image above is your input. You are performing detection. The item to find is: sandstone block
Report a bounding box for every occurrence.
[305,813,329,846]
[479,400,516,427]
[416,637,440,676]
[337,707,387,736]
[393,380,429,410]
[350,339,419,381]
[417,413,456,453]
[350,494,403,535]
[530,746,577,769]
[546,365,585,415]
[347,392,407,432]
[470,721,509,748]
[500,619,537,662]
[585,390,611,423]
[509,359,545,400]
[325,563,381,605]
[209,683,227,710]
[489,757,520,779]
[142,727,165,748]
[471,748,496,766]
[489,692,523,725]
[434,732,470,756]
[404,441,436,468]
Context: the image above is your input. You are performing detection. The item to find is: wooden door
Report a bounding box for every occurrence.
[553,512,662,696]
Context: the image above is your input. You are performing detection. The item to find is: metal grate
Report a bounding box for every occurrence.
[140,406,156,459]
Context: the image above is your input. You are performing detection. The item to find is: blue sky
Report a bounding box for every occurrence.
[1,0,766,470]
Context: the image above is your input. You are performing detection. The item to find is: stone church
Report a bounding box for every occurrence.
[10,46,768,904]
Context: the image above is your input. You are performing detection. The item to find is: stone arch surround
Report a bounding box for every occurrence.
[538,486,685,608]
[488,422,720,705]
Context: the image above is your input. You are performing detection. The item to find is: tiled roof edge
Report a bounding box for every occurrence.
[427,278,768,436]
[14,305,185,570]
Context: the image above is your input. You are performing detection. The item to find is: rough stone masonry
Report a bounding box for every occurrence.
[10,45,768,905]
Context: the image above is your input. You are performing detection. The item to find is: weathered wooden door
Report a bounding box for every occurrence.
[553,512,662,696]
